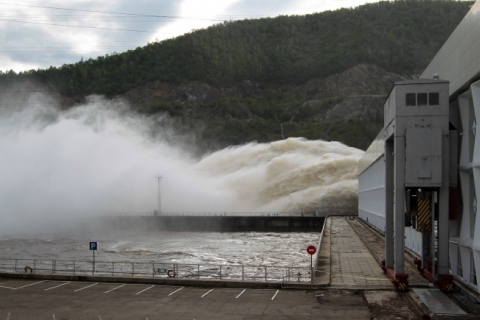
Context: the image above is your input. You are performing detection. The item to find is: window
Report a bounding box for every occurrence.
[470,251,477,285]
[429,92,439,105]
[406,92,440,106]
[417,93,428,106]
[406,93,416,106]
[458,250,463,277]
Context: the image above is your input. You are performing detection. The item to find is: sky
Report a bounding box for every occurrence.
[0,0,380,73]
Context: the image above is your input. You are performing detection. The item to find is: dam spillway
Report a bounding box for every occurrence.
[102,214,327,232]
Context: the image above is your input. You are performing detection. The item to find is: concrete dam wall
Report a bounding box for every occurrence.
[102,216,325,232]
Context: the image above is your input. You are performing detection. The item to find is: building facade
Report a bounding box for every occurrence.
[359,0,480,294]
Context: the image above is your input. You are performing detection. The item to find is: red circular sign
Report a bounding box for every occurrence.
[306,245,317,255]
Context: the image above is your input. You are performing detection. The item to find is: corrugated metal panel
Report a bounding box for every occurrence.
[358,154,386,231]
[421,1,480,96]
[358,130,384,174]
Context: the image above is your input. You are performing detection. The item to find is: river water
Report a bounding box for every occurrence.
[0,231,320,267]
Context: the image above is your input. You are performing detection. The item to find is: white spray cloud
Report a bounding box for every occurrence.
[0,94,363,234]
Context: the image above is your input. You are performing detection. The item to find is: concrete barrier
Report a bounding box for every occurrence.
[0,271,318,290]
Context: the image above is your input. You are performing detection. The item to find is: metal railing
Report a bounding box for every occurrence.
[0,258,312,282]
[103,212,322,217]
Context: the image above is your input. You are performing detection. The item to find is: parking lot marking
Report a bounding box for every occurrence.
[104,284,125,293]
[0,286,15,290]
[6,312,10,320]
[236,289,246,299]
[17,280,46,289]
[136,285,154,295]
[271,290,279,300]
[168,287,183,296]
[52,314,55,320]
[74,283,98,292]
[45,282,70,291]
[201,289,214,298]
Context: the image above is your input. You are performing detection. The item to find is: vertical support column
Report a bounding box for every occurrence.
[438,131,450,275]
[438,186,450,274]
[437,131,452,291]
[385,139,394,269]
[394,135,406,275]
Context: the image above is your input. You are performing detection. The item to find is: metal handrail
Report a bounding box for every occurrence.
[0,258,313,282]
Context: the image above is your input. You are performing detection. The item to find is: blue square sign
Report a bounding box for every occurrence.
[89,242,98,250]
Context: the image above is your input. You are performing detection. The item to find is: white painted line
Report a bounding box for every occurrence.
[201,288,214,298]
[104,284,125,293]
[168,287,184,296]
[145,318,149,320]
[271,290,279,300]
[45,282,70,291]
[74,283,98,292]
[136,285,154,295]
[6,313,10,320]
[98,316,102,320]
[17,280,46,289]
[0,286,15,290]
[236,289,246,299]
[52,314,56,320]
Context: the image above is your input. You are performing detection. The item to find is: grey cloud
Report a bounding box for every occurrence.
[0,0,180,71]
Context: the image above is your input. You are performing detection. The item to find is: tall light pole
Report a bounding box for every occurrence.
[156,176,162,216]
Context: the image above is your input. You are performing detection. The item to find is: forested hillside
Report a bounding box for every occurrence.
[0,0,473,152]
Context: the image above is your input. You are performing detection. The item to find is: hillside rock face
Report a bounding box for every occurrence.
[301,64,411,99]
[122,63,414,123]
[323,96,384,121]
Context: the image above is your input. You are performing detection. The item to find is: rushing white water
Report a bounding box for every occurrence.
[0,93,364,234]
[0,232,319,267]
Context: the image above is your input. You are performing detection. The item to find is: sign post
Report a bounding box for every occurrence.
[90,242,97,275]
[306,245,317,284]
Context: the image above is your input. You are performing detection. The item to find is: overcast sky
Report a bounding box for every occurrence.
[0,0,380,72]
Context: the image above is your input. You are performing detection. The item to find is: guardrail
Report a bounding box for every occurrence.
[0,259,313,282]
[102,212,322,217]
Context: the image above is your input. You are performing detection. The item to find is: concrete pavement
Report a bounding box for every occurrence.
[0,278,372,320]
[329,218,391,288]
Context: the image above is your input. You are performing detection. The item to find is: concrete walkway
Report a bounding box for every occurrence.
[329,217,391,288]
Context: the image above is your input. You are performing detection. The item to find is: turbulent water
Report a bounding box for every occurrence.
[0,90,363,265]
[0,93,363,235]
[0,232,320,267]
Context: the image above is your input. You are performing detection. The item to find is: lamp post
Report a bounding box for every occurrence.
[156,176,162,216]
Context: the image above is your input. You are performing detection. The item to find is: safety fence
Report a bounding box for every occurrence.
[0,259,313,282]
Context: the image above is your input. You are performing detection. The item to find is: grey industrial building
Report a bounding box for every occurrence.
[358,0,480,294]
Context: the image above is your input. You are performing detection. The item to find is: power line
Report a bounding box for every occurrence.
[0,19,169,33]
[0,2,223,22]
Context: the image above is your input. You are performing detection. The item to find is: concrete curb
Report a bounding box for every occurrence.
[315,217,331,285]
[0,271,318,290]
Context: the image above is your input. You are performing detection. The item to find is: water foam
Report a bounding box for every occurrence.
[0,94,364,234]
